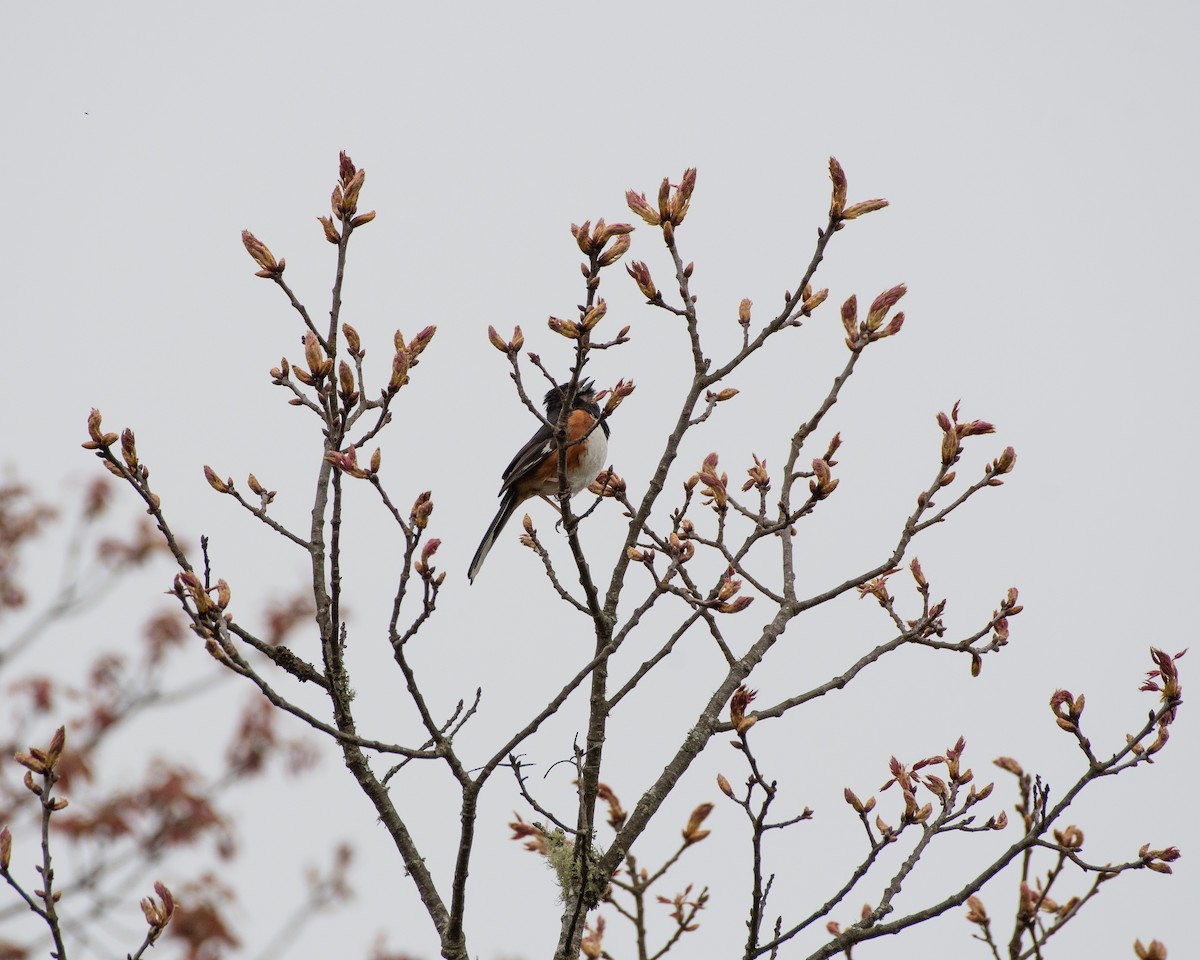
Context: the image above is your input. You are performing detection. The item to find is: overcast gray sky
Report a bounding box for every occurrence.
[5,3,1197,958]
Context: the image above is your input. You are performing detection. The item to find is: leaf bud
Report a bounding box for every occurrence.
[82,407,118,450]
[841,199,889,220]
[411,490,434,529]
[120,429,139,470]
[597,233,631,267]
[571,220,593,254]
[738,298,752,325]
[865,284,907,332]
[47,726,65,767]
[879,312,905,338]
[241,230,282,277]
[318,215,340,244]
[840,295,858,341]
[581,300,607,331]
[488,325,509,353]
[625,189,660,226]
[828,157,848,218]
[626,260,659,300]
[801,288,828,314]
[338,360,356,398]
[406,325,437,364]
[941,429,960,465]
[547,317,581,339]
[341,167,366,216]
[681,802,713,845]
[204,466,231,494]
[390,349,410,391]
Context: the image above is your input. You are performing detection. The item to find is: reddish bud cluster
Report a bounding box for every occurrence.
[81,408,119,452]
[571,219,635,269]
[985,586,1023,659]
[508,814,552,855]
[603,378,636,415]
[487,324,525,355]
[1141,647,1184,709]
[324,444,379,480]
[936,401,996,466]
[716,569,753,614]
[387,326,436,392]
[729,685,757,735]
[1049,688,1086,733]
[666,531,694,564]
[1139,844,1182,875]
[626,260,659,301]
[410,490,434,530]
[626,544,655,565]
[139,880,176,941]
[415,538,445,585]
[841,285,906,350]
[1054,824,1085,850]
[596,782,626,831]
[828,157,889,224]
[909,557,928,591]
[856,568,900,604]
[175,571,231,619]
[15,727,67,782]
[625,168,697,242]
[809,458,839,500]
[330,151,375,227]
[843,787,877,816]
[588,469,626,498]
[742,454,770,493]
[519,513,538,551]
[692,452,728,511]
[656,884,708,930]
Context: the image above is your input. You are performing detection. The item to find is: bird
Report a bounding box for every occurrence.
[468,379,609,583]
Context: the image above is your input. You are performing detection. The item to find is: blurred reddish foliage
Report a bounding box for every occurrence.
[0,481,57,613]
[0,475,332,958]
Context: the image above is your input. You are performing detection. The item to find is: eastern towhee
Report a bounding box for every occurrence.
[468,380,609,583]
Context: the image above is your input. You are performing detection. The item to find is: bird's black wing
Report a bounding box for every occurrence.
[498,423,554,495]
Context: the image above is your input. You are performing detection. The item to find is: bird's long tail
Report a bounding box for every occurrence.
[468,492,519,583]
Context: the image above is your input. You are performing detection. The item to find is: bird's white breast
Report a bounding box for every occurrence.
[569,430,608,495]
